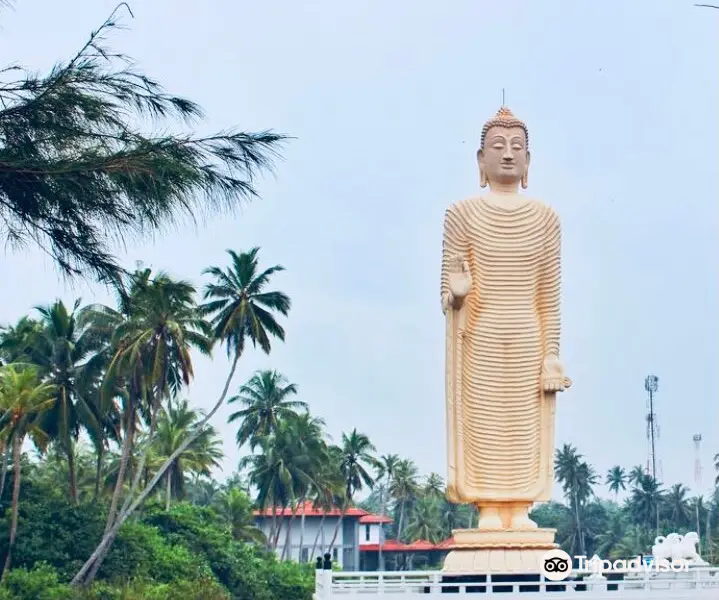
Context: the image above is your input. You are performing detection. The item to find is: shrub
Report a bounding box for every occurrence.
[0,563,74,600]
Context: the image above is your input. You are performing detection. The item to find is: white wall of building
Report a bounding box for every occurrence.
[256,515,353,567]
[359,522,383,546]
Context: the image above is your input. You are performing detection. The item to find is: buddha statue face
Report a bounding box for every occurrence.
[478,125,530,189]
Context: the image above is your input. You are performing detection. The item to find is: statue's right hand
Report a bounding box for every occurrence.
[448,256,472,299]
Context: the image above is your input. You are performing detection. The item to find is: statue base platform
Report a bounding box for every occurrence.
[442,528,558,574]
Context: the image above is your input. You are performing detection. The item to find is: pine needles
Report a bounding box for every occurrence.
[0,4,288,282]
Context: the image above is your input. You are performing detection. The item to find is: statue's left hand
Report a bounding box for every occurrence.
[541,355,571,393]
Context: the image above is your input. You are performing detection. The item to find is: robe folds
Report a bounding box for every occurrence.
[441,196,561,503]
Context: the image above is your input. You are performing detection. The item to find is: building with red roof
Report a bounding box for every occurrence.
[254,501,453,571]
[253,501,375,570]
[254,502,451,571]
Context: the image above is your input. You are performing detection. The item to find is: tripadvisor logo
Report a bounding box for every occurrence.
[541,549,572,581]
[540,549,691,581]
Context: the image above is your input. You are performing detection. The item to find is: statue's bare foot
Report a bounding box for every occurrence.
[476,506,503,530]
[510,506,538,530]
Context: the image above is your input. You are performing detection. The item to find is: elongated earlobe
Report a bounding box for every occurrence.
[480,171,488,188]
[521,172,528,189]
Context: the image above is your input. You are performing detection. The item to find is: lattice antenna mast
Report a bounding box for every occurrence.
[693,434,702,487]
[644,375,659,481]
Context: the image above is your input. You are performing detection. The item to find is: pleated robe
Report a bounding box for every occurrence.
[441,196,561,504]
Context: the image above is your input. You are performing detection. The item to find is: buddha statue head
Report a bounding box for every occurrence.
[477,106,530,189]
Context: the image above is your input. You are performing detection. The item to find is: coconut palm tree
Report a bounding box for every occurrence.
[307,448,345,562]
[328,430,377,551]
[665,483,690,529]
[605,466,627,502]
[77,269,213,584]
[214,487,266,544]
[72,248,291,586]
[424,473,445,498]
[25,299,111,504]
[554,444,598,556]
[627,472,664,534]
[228,370,306,450]
[375,453,400,569]
[594,510,628,558]
[390,459,421,541]
[404,496,442,543]
[242,424,314,552]
[285,412,328,561]
[0,317,43,365]
[628,465,645,486]
[201,247,290,362]
[0,364,56,577]
[147,398,224,509]
[89,270,212,573]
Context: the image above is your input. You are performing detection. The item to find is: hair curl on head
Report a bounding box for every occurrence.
[479,106,529,151]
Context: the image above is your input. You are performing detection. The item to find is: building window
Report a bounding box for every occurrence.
[300,548,309,563]
[332,548,338,562]
[365,525,371,541]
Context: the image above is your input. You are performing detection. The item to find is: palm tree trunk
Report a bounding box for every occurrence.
[298,501,307,562]
[93,446,104,500]
[309,514,325,561]
[378,483,386,570]
[120,395,161,516]
[268,510,277,551]
[66,438,78,505]
[2,434,23,578]
[398,500,406,541]
[573,489,585,556]
[84,393,161,586]
[165,473,172,511]
[705,506,712,562]
[0,440,8,500]
[328,504,346,552]
[282,503,300,561]
[104,406,135,536]
[72,353,240,587]
[273,505,287,551]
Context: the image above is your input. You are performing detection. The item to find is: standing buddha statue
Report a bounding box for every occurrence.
[441,106,571,537]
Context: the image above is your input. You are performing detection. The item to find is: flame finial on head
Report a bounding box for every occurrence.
[480,106,529,150]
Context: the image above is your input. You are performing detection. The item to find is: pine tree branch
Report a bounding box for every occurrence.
[0,3,289,282]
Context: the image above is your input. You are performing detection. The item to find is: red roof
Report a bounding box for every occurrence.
[360,538,452,552]
[406,539,436,550]
[359,514,393,524]
[253,501,369,518]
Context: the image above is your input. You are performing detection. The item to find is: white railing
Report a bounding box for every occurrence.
[314,566,719,599]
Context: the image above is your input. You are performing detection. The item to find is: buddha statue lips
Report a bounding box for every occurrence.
[440,106,570,532]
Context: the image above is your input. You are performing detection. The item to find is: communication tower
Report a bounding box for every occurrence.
[644,375,660,481]
[693,434,702,487]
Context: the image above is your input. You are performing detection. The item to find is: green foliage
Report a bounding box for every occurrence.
[80,577,230,600]
[0,495,206,584]
[0,563,74,600]
[0,495,312,599]
[0,563,231,600]
[143,502,313,599]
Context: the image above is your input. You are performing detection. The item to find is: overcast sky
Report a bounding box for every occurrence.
[1,0,717,503]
